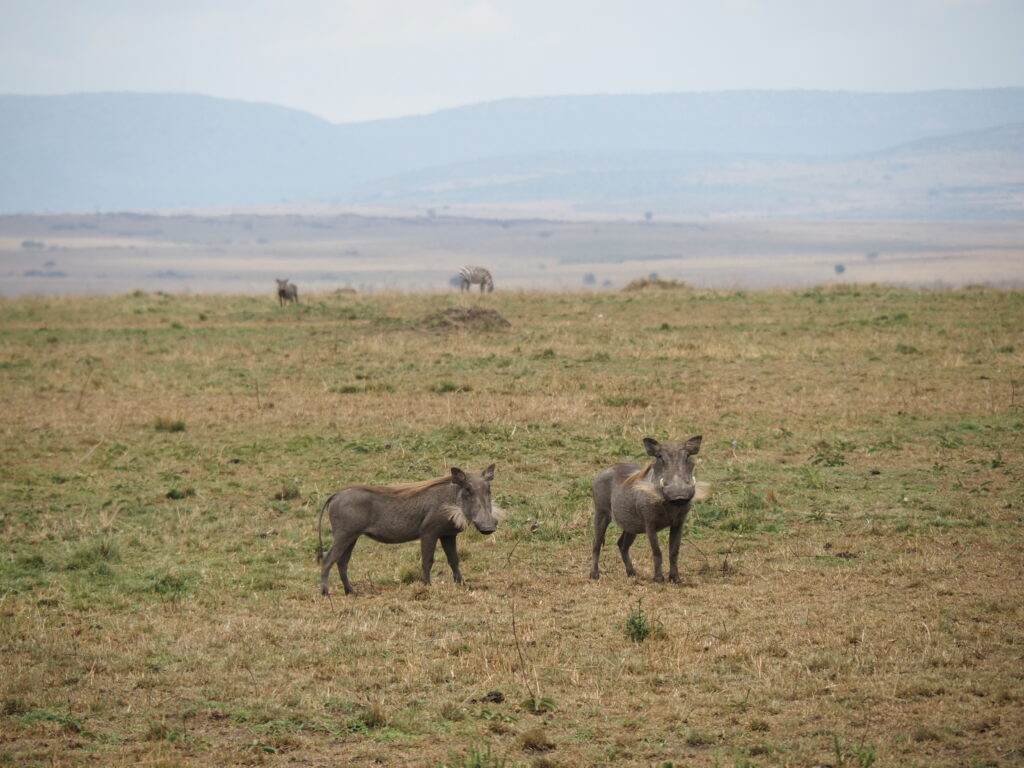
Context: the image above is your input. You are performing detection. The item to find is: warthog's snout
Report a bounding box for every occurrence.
[666,493,693,505]
[475,523,497,535]
[658,477,695,504]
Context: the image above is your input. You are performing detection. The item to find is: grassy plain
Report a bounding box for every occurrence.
[3,212,1023,297]
[0,284,1022,767]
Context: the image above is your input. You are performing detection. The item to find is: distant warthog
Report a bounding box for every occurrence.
[276,278,298,306]
[318,465,499,595]
[590,436,707,583]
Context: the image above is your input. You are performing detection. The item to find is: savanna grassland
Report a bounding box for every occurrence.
[1,283,1022,768]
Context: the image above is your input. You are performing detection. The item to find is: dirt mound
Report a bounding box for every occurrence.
[421,306,511,331]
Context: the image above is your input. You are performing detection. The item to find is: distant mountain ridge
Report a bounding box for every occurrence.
[1,89,1024,216]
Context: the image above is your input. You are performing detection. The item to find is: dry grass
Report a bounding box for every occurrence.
[1,285,1022,766]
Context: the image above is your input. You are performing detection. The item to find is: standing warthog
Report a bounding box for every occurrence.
[276,278,298,306]
[318,465,499,595]
[590,435,707,583]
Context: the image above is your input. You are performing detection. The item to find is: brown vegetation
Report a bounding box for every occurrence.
[0,285,1021,766]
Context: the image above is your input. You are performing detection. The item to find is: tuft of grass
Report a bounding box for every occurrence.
[809,439,853,466]
[273,482,301,500]
[353,701,388,730]
[603,395,649,408]
[153,417,186,432]
[21,708,88,735]
[685,728,716,746]
[450,743,509,768]
[64,539,119,571]
[520,726,555,752]
[432,380,471,393]
[519,696,556,714]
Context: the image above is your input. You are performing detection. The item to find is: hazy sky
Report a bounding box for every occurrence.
[1,0,1022,124]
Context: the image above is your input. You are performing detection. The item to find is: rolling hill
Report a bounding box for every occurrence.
[1,89,1023,217]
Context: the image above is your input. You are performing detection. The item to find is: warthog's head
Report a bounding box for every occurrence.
[450,465,499,534]
[642,435,702,505]
[276,278,290,291]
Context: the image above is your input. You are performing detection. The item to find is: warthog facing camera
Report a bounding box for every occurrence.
[591,435,707,583]
[318,465,499,595]
[276,278,298,306]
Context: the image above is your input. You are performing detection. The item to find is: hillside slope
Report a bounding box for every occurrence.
[2,89,1024,215]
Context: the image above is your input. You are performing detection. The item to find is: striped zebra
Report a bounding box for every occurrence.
[458,266,494,293]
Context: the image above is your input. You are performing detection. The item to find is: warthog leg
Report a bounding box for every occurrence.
[590,507,612,579]
[668,523,684,583]
[645,524,664,582]
[616,531,638,577]
[321,533,359,596]
[440,535,463,584]
[420,535,438,585]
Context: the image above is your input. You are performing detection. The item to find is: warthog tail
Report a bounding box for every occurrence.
[317,493,336,564]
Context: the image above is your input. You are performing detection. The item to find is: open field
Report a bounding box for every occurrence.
[1,284,1022,767]
[2,212,1023,297]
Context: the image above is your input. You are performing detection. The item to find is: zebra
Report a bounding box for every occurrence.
[458,266,494,293]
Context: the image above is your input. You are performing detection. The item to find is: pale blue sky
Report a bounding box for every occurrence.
[1,0,1021,124]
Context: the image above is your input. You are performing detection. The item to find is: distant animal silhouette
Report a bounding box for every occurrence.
[276,278,298,306]
[458,266,494,293]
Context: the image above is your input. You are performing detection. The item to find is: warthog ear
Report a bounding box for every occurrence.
[482,464,495,482]
[643,437,661,456]
[450,467,468,487]
[684,435,703,455]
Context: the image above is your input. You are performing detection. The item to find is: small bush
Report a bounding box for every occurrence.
[625,598,664,643]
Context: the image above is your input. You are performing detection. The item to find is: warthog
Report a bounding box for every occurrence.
[276,278,298,306]
[318,465,499,595]
[590,435,706,583]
